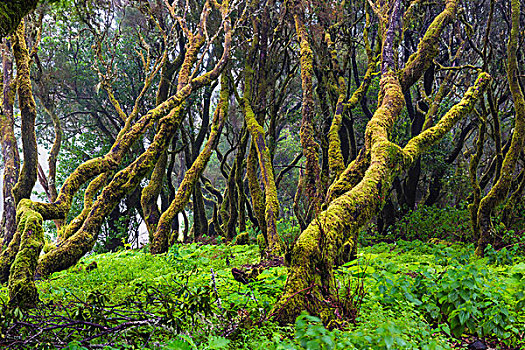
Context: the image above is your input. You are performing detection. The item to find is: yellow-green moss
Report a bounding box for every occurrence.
[327,78,347,180]
[12,21,38,205]
[294,7,322,212]
[8,199,44,308]
[141,151,168,238]
[400,0,458,91]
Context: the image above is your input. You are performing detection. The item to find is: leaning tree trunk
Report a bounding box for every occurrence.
[0,3,233,308]
[273,0,486,324]
[0,0,38,39]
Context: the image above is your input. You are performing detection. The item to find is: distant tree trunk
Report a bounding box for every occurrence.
[150,75,230,253]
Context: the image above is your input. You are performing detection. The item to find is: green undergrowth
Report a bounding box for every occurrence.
[1,240,524,349]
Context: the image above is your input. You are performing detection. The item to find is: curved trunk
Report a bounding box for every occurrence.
[274,71,489,324]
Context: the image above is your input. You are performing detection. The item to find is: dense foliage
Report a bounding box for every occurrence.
[1,215,524,348]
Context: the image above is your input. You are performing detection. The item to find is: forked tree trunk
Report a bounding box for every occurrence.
[273,0,489,324]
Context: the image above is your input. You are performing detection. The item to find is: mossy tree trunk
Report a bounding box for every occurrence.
[12,21,38,205]
[293,1,322,219]
[241,96,282,255]
[140,58,179,239]
[37,8,232,274]
[0,39,20,249]
[8,200,44,308]
[1,22,44,307]
[0,2,233,290]
[273,0,490,325]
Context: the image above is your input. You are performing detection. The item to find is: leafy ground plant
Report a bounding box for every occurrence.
[0,237,523,349]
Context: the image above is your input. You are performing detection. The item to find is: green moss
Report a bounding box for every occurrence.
[0,1,38,39]
[294,8,322,212]
[247,144,267,237]
[242,97,282,256]
[8,199,44,308]
[233,231,250,245]
[400,0,458,91]
[141,151,168,237]
[12,21,38,205]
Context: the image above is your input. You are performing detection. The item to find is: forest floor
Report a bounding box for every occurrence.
[0,240,524,349]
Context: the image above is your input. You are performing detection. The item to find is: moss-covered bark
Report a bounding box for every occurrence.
[275,70,489,325]
[60,173,110,242]
[141,151,168,238]
[399,0,458,92]
[12,21,38,205]
[33,1,232,277]
[0,39,20,249]
[242,96,282,255]
[247,143,267,237]
[151,75,230,253]
[327,78,347,180]
[0,0,38,39]
[468,114,486,244]
[293,1,322,215]
[475,0,525,256]
[0,227,21,284]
